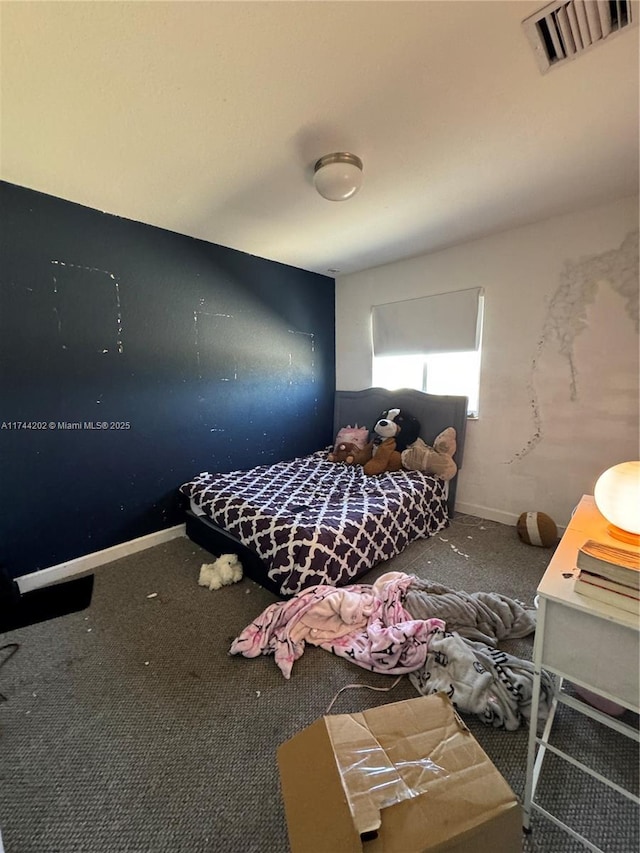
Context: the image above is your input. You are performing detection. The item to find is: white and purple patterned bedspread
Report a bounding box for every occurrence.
[180,451,449,596]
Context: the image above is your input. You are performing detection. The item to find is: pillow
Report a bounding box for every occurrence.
[333,424,369,451]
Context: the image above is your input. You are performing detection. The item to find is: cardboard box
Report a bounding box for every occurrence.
[277,693,521,853]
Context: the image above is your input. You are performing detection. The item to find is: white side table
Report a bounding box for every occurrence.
[523,495,640,851]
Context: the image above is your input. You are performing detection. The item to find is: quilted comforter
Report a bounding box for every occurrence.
[180,450,449,595]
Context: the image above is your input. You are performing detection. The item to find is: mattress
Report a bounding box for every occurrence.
[180,450,449,596]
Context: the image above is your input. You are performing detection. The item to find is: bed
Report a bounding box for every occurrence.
[181,388,468,598]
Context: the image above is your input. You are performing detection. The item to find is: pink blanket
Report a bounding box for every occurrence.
[229,572,445,678]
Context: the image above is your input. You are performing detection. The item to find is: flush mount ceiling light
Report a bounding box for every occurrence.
[313,152,363,201]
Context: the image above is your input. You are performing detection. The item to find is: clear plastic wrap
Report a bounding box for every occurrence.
[326,700,470,835]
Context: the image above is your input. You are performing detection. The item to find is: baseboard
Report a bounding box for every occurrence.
[15,524,186,594]
[454,502,567,536]
[454,501,519,527]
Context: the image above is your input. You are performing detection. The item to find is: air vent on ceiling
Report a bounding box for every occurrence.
[523,0,638,73]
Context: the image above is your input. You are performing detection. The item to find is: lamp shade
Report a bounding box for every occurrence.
[594,461,640,542]
[313,152,363,201]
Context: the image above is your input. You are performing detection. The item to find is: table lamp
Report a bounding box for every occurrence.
[593,461,640,546]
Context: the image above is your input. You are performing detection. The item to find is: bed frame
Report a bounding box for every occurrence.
[333,387,467,514]
[184,387,468,597]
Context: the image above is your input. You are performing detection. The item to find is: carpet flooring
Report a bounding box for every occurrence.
[1,514,638,852]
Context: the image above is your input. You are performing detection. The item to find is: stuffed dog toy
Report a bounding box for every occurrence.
[363,437,402,476]
[198,554,243,590]
[371,408,420,453]
[358,408,420,475]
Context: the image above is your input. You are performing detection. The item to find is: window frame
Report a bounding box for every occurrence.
[371,292,484,418]
[372,350,481,418]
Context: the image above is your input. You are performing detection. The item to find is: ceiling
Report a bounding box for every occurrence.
[2,1,638,276]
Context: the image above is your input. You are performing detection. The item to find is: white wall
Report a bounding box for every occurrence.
[335,196,639,528]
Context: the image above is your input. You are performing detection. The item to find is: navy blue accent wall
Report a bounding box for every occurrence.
[0,182,335,578]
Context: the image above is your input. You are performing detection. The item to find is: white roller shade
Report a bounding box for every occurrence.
[372,288,483,356]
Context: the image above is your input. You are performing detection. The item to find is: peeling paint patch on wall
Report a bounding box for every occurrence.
[287,329,316,385]
[193,309,235,380]
[288,329,316,384]
[51,259,124,354]
[510,230,639,463]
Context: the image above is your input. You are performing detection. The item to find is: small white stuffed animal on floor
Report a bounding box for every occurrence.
[198,554,243,590]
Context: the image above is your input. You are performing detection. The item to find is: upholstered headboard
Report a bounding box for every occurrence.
[333,387,468,515]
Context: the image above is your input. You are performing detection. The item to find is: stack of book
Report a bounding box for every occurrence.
[575,539,640,615]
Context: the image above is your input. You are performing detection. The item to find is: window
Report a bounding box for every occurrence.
[371,289,483,417]
[372,350,481,416]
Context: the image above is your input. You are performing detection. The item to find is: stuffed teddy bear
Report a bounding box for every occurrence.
[329,437,402,476]
[371,408,421,453]
[401,427,458,481]
[327,441,373,466]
